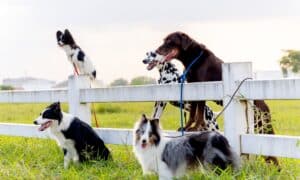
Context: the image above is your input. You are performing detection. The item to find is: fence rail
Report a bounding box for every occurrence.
[0,62,299,159]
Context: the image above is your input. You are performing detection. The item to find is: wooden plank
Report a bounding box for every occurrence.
[222,62,252,155]
[80,82,223,102]
[1,123,300,159]
[0,89,68,103]
[0,123,202,145]
[241,134,300,159]
[239,79,300,100]
[68,76,91,124]
[0,123,49,138]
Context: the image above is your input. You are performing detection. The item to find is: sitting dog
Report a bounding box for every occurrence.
[142,51,219,132]
[56,29,97,79]
[33,102,110,168]
[133,114,240,179]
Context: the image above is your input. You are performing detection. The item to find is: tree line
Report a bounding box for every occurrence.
[110,76,156,87]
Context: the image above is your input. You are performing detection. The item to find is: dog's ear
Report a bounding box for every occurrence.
[151,118,159,125]
[140,114,149,123]
[50,102,61,112]
[141,114,147,120]
[56,30,62,39]
[64,29,71,35]
[150,118,160,129]
[180,33,193,50]
[64,29,76,44]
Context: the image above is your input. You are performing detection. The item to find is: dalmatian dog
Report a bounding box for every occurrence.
[142,51,219,131]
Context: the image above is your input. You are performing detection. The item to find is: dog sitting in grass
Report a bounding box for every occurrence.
[33,102,110,168]
[133,114,240,179]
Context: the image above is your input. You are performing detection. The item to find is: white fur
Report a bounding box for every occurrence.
[35,112,79,168]
[61,45,96,79]
[133,121,182,179]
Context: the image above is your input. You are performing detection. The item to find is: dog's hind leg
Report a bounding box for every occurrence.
[189,102,206,131]
[180,102,197,131]
[254,100,279,166]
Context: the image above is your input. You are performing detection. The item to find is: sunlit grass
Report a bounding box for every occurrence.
[0,136,298,179]
[0,101,299,178]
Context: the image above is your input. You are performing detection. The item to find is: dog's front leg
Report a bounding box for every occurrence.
[72,154,80,165]
[158,163,173,180]
[64,149,72,169]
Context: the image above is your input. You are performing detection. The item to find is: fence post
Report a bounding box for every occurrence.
[68,75,91,125]
[222,62,253,155]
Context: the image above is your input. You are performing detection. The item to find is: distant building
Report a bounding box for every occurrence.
[52,79,105,89]
[2,77,56,90]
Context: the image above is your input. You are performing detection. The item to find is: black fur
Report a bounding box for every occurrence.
[77,51,85,61]
[41,102,63,124]
[211,134,231,156]
[149,119,161,146]
[61,117,110,161]
[91,70,96,79]
[63,148,67,156]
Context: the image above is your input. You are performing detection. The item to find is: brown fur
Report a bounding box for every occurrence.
[155,31,278,165]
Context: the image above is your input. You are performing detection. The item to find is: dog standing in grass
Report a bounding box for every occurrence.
[33,102,110,168]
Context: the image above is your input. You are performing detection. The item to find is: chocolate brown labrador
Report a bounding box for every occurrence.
[155,32,278,165]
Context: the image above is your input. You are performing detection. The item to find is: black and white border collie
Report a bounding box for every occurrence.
[142,51,219,132]
[133,114,240,179]
[56,29,97,80]
[33,102,110,168]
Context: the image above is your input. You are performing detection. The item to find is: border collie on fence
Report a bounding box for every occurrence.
[142,51,219,132]
[133,114,240,179]
[33,102,110,168]
[56,29,97,80]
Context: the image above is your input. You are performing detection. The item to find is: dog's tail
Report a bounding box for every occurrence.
[210,133,241,171]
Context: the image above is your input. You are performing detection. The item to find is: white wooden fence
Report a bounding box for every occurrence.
[0,62,299,159]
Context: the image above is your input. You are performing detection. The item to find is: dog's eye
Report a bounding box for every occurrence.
[136,129,145,134]
[150,52,156,57]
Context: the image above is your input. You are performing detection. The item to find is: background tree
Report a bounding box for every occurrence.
[130,76,156,85]
[279,50,300,77]
[0,85,14,90]
[110,78,129,87]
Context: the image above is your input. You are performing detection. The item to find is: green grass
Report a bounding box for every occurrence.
[0,101,299,178]
[0,136,298,179]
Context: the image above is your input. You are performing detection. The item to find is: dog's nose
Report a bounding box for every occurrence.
[33,121,38,125]
[142,59,148,64]
[142,139,146,144]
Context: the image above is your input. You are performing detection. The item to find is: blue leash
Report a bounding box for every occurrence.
[179,51,204,136]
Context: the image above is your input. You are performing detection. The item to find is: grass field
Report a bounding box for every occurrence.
[0,101,299,179]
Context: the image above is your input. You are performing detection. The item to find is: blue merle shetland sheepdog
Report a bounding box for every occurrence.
[56,29,96,79]
[133,114,240,179]
[33,102,110,168]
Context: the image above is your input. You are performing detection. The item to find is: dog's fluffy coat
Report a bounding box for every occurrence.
[34,102,110,168]
[56,29,97,79]
[133,115,239,179]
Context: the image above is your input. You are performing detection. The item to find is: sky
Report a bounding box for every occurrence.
[1,0,300,85]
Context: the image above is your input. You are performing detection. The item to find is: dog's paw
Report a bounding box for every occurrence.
[186,127,198,132]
